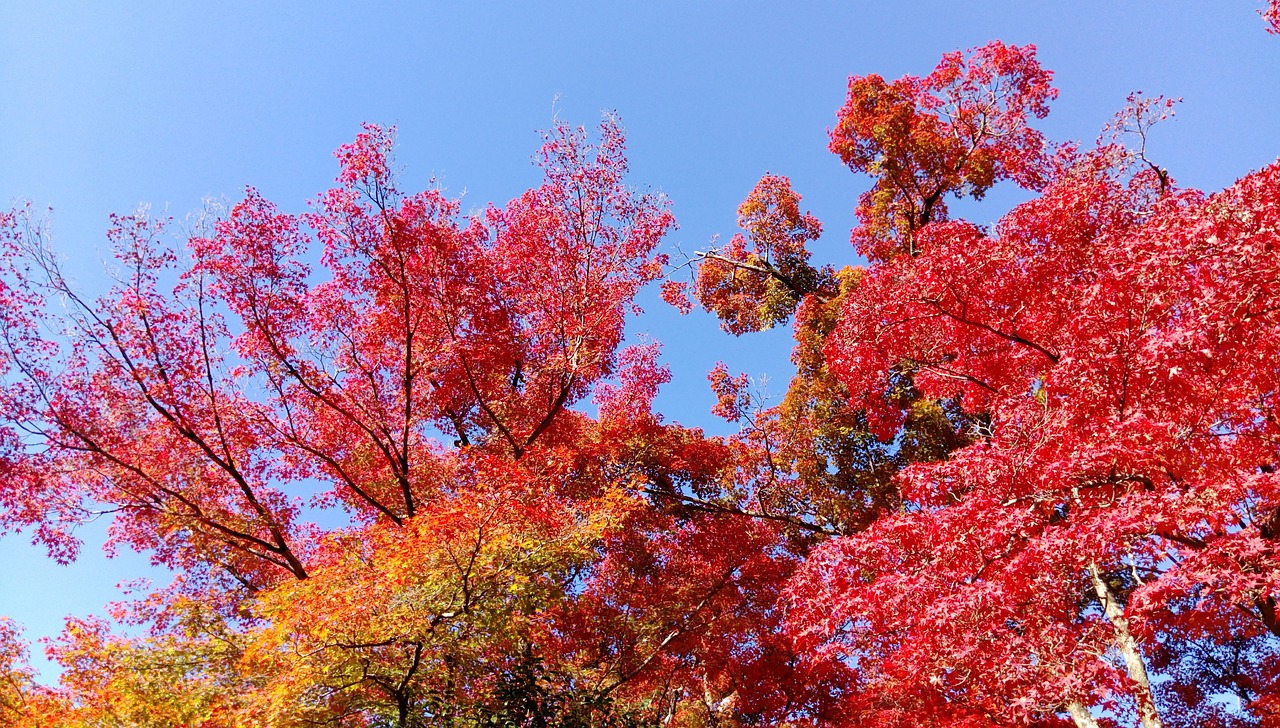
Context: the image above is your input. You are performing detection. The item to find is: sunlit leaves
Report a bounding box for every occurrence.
[830,40,1056,260]
[798,110,1280,725]
[690,175,830,335]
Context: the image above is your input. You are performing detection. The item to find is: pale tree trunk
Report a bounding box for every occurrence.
[1089,562,1163,728]
[1065,700,1101,728]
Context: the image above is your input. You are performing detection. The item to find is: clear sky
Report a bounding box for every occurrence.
[2,1,1277,678]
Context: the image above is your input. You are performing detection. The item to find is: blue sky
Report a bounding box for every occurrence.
[1,1,1277,678]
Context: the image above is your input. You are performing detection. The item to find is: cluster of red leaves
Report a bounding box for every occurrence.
[0,118,848,727]
[831,40,1056,260]
[791,123,1280,726]
[669,174,830,335]
[667,27,1280,727]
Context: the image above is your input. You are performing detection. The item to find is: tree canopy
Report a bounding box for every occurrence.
[2,9,1279,728]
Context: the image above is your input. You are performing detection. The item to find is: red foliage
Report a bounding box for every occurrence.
[830,40,1056,260]
[794,125,1280,727]
[690,174,828,335]
[5,20,1280,728]
[1265,0,1280,33]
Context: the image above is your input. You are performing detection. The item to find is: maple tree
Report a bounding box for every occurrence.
[0,118,838,727]
[2,12,1280,728]
[790,131,1280,725]
[676,32,1280,728]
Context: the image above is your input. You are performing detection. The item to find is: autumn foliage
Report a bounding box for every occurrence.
[2,17,1279,728]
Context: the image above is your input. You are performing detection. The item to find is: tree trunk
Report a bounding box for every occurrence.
[1065,700,1101,728]
[1090,563,1162,728]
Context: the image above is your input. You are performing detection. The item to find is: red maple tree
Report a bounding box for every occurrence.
[0,118,839,725]
[679,35,1280,728]
[797,53,1275,728]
